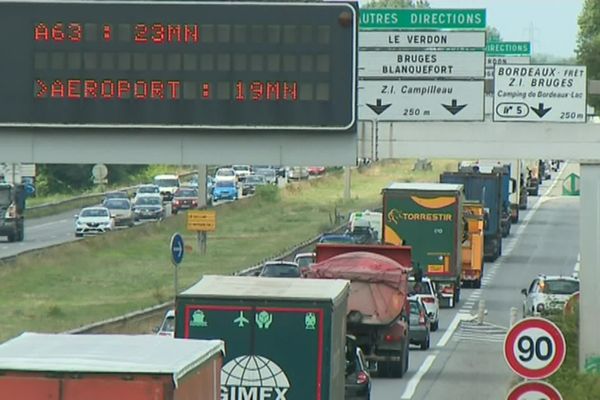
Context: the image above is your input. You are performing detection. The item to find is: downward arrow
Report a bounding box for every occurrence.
[530,103,552,118]
[367,99,392,115]
[442,99,467,115]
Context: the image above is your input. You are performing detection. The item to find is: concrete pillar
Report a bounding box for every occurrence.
[579,161,600,372]
[344,166,351,201]
[197,164,208,255]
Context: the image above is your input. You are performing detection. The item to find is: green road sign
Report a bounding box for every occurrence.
[562,173,580,196]
[486,41,531,56]
[360,9,486,30]
[585,355,600,374]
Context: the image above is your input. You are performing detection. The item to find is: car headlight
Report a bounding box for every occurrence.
[76,220,84,226]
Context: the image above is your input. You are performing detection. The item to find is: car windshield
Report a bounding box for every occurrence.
[296,257,313,268]
[105,199,130,209]
[245,176,264,184]
[175,189,198,197]
[320,235,354,243]
[160,316,175,333]
[0,188,11,206]
[408,281,433,296]
[139,186,158,193]
[216,169,234,176]
[135,197,161,206]
[261,264,300,277]
[542,279,579,295]
[233,166,249,171]
[256,169,275,177]
[216,181,235,188]
[80,208,109,217]
[154,179,179,187]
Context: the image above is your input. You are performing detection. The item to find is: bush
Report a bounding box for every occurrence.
[255,185,280,203]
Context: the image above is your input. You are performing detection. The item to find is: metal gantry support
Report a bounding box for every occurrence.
[579,161,600,373]
[196,164,208,255]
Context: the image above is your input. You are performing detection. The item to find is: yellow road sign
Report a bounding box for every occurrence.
[187,210,216,232]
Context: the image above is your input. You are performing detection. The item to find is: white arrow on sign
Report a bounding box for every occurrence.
[358,80,484,121]
[359,50,485,78]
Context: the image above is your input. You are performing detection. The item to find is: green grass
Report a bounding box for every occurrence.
[0,160,455,342]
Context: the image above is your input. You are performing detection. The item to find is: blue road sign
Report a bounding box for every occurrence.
[170,233,184,266]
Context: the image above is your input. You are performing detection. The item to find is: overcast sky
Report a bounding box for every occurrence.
[361,0,585,58]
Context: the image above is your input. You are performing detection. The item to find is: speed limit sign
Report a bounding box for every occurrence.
[504,317,566,380]
[506,381,562,400]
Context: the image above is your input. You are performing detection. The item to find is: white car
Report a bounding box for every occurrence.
[521,275,580,317]
[74,207,113,237]
[214,168,238,183]
[153,174,180,202]
[156,309,175,337]
[408,277,440,331]
[232,165,252,181]
[294,252,316,272]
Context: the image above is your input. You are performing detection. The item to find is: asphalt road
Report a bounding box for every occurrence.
[372,163,579,400]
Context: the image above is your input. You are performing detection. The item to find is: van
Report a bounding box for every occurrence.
[153,174,180,202]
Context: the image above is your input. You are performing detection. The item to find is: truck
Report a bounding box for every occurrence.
[525,160,541,196]
[0,183,25,242]
[307,243,412,378]
[459,163,512,237]
[175,275,350,400]
[382,183,464,308]
[461,201,485,288]
[440,170,504,262]
[478,159,528,221]
[0,332,224,400]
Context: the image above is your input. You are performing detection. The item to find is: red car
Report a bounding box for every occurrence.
[171,187,199,214]
[307,166,326,175]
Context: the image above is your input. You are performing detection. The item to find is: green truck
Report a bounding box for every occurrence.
[175,275,350,400]
[382,183,464,308]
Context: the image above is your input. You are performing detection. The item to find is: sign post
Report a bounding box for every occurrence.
[187,210,217,255]
[170,233,185,300]
[503,317,566,380]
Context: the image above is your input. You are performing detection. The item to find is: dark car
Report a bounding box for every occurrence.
[318,234,356,244]
[408,297,431,350]
[132,195,165,221]
[171,187,199,214]
[345,335,371,400]
[102,190,129,206]
[258,261,301,278]
[241,175,267,196]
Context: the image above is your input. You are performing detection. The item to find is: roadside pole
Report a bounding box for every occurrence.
[196,164,208,255]
[344,166,351,200]
[170,233,184,301]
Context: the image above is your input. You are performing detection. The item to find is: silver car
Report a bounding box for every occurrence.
[103,198,134,227]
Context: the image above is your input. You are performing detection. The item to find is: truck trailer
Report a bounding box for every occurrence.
[0,332,224,400]
[308,243,412,378]
[382,183,464,308]
[461,201,485,288]
[176,275,350,400]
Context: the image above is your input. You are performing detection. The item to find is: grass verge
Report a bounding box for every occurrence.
[0,160,455,343]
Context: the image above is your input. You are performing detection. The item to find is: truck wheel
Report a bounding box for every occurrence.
[455,287,461,304]
[420,336,430,350]
[431,320,439,332]
[7,233,15,242]
[474,279,481,289]
[17,228,24,242]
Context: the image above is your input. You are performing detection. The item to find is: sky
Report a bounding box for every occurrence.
[367,0,586,58]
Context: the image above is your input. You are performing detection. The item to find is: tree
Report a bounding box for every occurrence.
[577,0,600,109]
[363,0,429,9]
[486,26,502,42]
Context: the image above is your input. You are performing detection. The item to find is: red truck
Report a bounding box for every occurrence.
[306,243,412,378]
[0,332,224,400]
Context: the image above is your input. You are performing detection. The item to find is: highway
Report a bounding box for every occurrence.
[371,163,579,399]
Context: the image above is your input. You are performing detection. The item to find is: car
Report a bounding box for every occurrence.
[258,261,301,278]
[186,175,215,204]
[214,167,238,183]
[153,174,180,202]
[232,165,252,181]
[345,219,378,244]
[102,190,129,206]
[407,277,440,331]
[103,198,134,227]
[307,166,326,176]
[132,194,164,221]
[521,275,580,317]
[155,309,175,337]
[348,210,383,243]
[171,187,199,214]
[318,234,356,244]
[212,180,238,201]
[241,175,267,196]
[287,166,309,181]
[294,252,316,272]
[254,167,277,185]
[408,297,431,350]
[134,184,160,198]
[345,335,371,400]
[74,206,113,237]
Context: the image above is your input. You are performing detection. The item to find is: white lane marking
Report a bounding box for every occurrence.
[573,254,580,278]
[27,219,70,230]
[436,312,465,348]
[400,353,438,400]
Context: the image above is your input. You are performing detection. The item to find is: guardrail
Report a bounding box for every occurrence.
[27,171,197,215]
